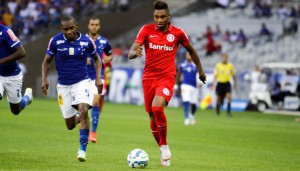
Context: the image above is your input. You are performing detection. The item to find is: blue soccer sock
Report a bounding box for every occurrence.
[91,106,100,132]
[79,129,89,151]
[183,102,190,119]
[20,95,30,110]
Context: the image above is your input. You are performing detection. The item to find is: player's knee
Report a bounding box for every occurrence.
[78,105,89,115]
[66,124,76,130]
[148,112,154,121]
[10,107,21,115]
[11,109,21,115]
[92,94,100,106]
[151,106,164,114]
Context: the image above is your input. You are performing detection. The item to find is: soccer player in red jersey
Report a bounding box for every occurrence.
[128,0,206,167]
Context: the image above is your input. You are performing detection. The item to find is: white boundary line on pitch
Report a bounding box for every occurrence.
[263,109,300,116]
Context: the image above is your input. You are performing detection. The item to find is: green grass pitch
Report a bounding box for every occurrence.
[0,98,300,171]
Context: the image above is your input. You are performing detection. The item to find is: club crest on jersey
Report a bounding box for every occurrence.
[167,34,175,42]
[163,88,170,96]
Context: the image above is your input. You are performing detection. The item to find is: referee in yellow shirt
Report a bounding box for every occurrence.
[212,53,237,116]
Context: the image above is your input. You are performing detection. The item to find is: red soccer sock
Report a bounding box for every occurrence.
[152,106,167,146]
[99,99,104,113]
[150,119,160,145]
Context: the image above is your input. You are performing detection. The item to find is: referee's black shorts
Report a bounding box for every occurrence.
[216,82,231,97]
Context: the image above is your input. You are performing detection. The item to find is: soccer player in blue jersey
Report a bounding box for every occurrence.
[41,16,103,162]
[86,16,113,143]
[0,24,33,115]
[177,52,200,125]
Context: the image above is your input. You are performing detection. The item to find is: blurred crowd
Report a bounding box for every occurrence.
[197,0,300,56]
[0,0,130,41]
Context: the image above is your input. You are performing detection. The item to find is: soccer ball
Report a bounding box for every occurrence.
[127,149,149,168]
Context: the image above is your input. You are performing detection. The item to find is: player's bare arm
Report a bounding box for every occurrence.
[128,43,143,59]
[92,53,103,94]
[233,74,237,90]
[87,58,92,65]
[176,69,182,95]
[185,43,206,84]
[0,45,25,64]
[176,69,182,85]
[41,54,54,96]
[103,54,113,63]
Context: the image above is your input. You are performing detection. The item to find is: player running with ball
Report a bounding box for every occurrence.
[128,0,206,167]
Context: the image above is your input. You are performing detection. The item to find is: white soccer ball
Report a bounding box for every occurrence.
[127,149,149,168]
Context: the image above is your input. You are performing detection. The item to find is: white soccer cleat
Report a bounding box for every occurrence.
[77,150,87,162]
[184,118,190,125]
[161,157,171,166]
[160,145,171,166]
[189,114,196,125]
[24,88,33,105]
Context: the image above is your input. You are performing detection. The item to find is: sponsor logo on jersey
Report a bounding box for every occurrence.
[100,40,107,44]
[69,47,74,55]
[167,34,175,42]
[149,43,174,51]
[56,40,65,45]
[57,48,68,51]
[80,41,88,46]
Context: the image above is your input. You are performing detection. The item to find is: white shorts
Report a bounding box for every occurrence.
[57,79,91,119]
[181,84,198,104]
[0,72,23,104]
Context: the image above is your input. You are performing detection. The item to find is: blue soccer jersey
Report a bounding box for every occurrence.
[86,35,112,80]
[179,61,198,87]
[0,24,22,76]
[46,32,96,85]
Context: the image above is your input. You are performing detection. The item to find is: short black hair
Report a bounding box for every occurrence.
[60,15,76,24]
[153,0,169,11]
[89,16,100,22]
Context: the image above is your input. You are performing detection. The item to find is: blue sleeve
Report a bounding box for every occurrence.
[46,37,56,56]
[104,41,112,56]
[86,38,96,55]
[4,28,21,49]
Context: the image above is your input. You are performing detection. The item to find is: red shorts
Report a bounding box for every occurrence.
[142,77,175,113]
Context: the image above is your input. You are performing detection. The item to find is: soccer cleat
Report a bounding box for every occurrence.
[0,93,2,100]
[89,132,97,143]
[77,150,87,162]
[189,114,196,125]
[161,157,171,166]
[184,118,190,125]
[24,88,33,105]
[190,117,196,125]
[160,145,171,167]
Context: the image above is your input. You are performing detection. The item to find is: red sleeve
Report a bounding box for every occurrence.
[178,28,190,47]
[134,25,147,44]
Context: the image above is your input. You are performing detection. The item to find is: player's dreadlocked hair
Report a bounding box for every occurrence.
[153,0,169,12]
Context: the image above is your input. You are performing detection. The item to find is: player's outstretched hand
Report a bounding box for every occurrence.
[135,46,143,57]
[96,78,103,95]
[199,73,206,84]
[41,80,49,96]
